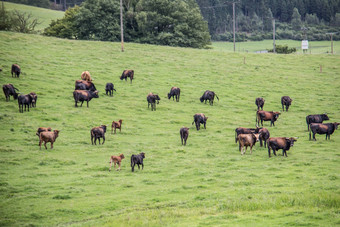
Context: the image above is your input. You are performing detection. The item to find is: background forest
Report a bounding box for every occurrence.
[2,0,340,44]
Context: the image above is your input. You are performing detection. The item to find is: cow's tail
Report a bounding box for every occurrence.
[235,130,238,143]
[215,93,219,101]
[306,116,310,131]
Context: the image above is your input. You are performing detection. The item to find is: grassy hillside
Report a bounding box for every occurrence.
[0,31,339,226]
[3,2,64,31]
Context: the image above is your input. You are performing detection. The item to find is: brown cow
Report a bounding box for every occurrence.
[309,123,340,140]
[2,84,19,101]
[109,154,125,171]
[120,70,134,83]
[91,125,106,145]
[192,113,208,131]
[39,130,60,150]
[237,133,261,155]
[267,137,297,157]
[11,64,21,78]
[111,119,123,134]
[81,71,92,81]
[256,110,281,127]
[36,127,52,137]
[281,96,292,112]
[180,127,189,145]
[255,97,265,110]
[258,127,270,147]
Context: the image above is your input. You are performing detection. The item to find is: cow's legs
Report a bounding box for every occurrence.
[196,122,199,131]
[75,101,78,107]
[142,163,144,170]
[204,122,206,129]
[313,132,316,141]
[80,101,84,107]
[250,146,253,154]
[137,164,140,170]
[268,146,271,157]
[102,135,105,144]
[51,142,53,149]
[39,139,42,150]
[44,142,47,150]
[87,101,89,108]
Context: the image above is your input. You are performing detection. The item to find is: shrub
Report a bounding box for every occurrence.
[268,45,296,54]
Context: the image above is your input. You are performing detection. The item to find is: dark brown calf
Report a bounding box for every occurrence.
[39,130,60,150]
[281,96,292,112]
[111,119,123,134]
[255,97,265,110]
[258,127,270,147]
[256,110,281,127]
[11,64,21,78]
[120,70,134,83]
[180,127,189,145]
[73,90,99,108]
[2,84,19,101]
[91,125,106,145]
[192,113,208,131]
[168,87,181,102]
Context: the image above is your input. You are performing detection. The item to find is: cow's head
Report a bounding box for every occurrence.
[252,133,261,142]
[93,90,99,98]
[200,96,204,103]
[100,125,107,133]
[204,116,208,122]
[54,130,60,138]
[322,113,329,121]
[334,123,340,130]
[140,152,145,158]
[120,154,125,159]
[154,95,160,104]
[274,112,281,120]
[168,93,171,99]
[286,137,298,147]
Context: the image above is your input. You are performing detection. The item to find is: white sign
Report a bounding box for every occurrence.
[302,40,309,50]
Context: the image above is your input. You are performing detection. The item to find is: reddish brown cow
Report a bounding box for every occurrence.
[256,110,281,127]
[39,130,60,150]
[111,119,123,134]
[237,133,261,155]
[109,154,125,171]
[81,71,92,81]
[36,127,52,137]
[267,137,297,157]
[120,70,134,83]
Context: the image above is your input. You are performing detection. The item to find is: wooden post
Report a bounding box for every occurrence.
[233,2,235,52]
[320,65,322,73]
[272,19,276,53]
[120,0,124,52]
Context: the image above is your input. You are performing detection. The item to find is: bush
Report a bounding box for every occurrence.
[268,45,296,54]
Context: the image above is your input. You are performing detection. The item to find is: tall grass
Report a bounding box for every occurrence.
[0,30,339,226]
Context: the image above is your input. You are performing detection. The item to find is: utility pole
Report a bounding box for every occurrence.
[233,2,235,52]
[120,0,124,52]
[272,19,275,53]
[326,32,336,54]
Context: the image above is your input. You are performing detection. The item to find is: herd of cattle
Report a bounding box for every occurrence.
[2,64,340,170]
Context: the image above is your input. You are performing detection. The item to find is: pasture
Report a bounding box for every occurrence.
[0,30,340,226]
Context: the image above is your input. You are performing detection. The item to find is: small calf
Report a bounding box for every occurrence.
[105,83,116,96]
[39,130,60,150]
[131,152,145,172]
[109,154,125,171]
[180,127,189,145]
[111,119,123,134]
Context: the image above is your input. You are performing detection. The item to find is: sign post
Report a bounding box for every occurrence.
[301,40,308,54]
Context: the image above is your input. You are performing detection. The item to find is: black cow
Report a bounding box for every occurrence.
[306,114,329,131]
[309,123,339,141]
[18,93,34,113]
[105,83,116,96]
[281,96,292,112]
[267,137,297,157]
[120,70,134,83]
[235,127,260,143]
[192,113,208,131]
[3,84,19,101]
[180,127,189,145]
[168,87,180,102]
[258,127,270,147]
[11,64,21,78]
[75,80,97,91]
[73,90,99,107]
[91,125,107,145]
[200,90,219,105]
[131,152,145,172]
[255,97,265,110]
[256,110,281,127]
[29,92,37,107]
[147,93,160,111]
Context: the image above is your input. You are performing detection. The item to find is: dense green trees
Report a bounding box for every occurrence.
[44,0,211,48]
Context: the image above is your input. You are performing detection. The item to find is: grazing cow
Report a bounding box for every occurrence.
[105,83,116,96]
[73,90,99,108]
[200,90,219,105]
[18,93,35,113]
[29,92,37,107]
[147,93,160,111]
[255,97,265,110]
[281,96,292,112]
[258,127,270,148]
[109,154,125,171]
[81,71,92,81]
[11,64,21,78]
[111,119,123,134]
[75,80,97,91]
[36,127,52,137]
[235,127,260,143]
[267,137,297,157]
[180,127,189,145]
[237,133,261,155]
[306,114,329,131]
[39,130,60,150]
[168,87,180,102]
[131,152,145,172]
[309,123,339,141]
[2,84,19,101]
[120,70,134,83]
[256,110,281,127]
[192,113,208,131]
[91,125,107,145]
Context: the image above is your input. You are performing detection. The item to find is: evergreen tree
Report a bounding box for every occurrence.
[291,7,302,30]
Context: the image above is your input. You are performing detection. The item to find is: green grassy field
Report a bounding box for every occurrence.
[3,2,64,31]
[0,30,339,226]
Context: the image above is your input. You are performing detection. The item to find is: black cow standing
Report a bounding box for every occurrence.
[91,125,107,145]
[105,83,116,96]
[168,87,180,102]
[192,113,208,131]
[11,64,21,78]
[309,123,339,140]
[73,90,99,107]
[281,96,292,112]
[267,137,297,157]
[255,97,265,110]
[147,93,160,111]
[75,80,97,91]
[131,152,145,172]
[200,90,219,105]
[180,127,189,145]
[258,127,270,147]
[29,92,37,107]
[2,84,19,101]
[18,93,34,113]
[306,114,329,131]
